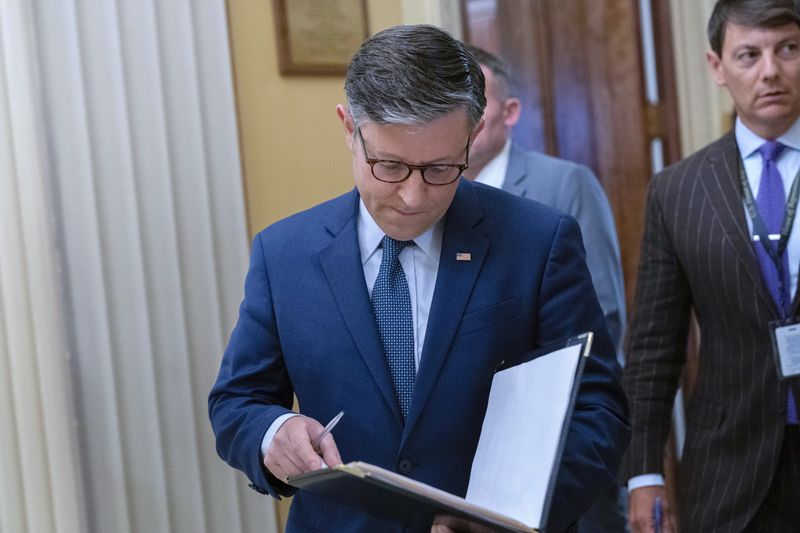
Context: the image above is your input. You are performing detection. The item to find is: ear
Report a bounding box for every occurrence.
[502,97,522,128]
[470,116,486,144]
[336,104,356,149]
[706,50,727,87]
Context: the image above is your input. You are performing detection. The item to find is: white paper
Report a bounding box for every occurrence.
[465,344,583,529]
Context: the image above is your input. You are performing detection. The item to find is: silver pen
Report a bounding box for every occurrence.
[310,410,344,452]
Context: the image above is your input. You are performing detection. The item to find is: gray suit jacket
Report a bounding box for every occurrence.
[503,143,626,356]
[622,131,794,532]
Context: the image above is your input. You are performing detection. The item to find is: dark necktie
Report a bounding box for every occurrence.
[372,236,415,422]
[754,141,797,424]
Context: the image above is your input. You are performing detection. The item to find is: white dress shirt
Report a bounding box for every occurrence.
[738,117,800,295]
[358,200,443,369]
[260,199,444,458]
[628,116,800,492]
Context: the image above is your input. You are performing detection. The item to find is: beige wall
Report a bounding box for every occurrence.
[227,0,404,239]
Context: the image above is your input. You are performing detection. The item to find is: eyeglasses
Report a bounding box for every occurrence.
[356,127,470,186]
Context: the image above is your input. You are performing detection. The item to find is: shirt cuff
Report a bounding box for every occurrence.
[260,412,299,458]
[628,474,665,492]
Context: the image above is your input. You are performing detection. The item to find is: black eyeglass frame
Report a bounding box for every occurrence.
[356,127,470,186]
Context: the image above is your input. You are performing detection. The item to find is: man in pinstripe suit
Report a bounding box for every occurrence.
[624,1,800,532]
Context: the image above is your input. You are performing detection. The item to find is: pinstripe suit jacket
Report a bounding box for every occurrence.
[622,131,795,532]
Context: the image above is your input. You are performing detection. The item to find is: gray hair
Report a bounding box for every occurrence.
[344,25,486,130]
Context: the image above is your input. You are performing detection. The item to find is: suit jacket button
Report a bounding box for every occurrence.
[397,459,413,474]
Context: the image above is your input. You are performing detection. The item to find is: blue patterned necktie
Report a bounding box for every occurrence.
[754,141,797,424]
[372,236,415,422]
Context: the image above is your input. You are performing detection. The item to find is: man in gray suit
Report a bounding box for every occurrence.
[463,47,628,532]
[624,1,800,532]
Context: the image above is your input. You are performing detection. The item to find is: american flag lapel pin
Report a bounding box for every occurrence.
[456,252,471,261]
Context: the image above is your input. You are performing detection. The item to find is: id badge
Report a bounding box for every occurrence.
[770,317,800,379]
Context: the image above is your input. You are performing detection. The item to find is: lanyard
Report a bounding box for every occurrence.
[739,158,800,262]
[738,155,800,313]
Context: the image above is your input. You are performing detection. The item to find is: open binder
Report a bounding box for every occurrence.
[288,332,594,532]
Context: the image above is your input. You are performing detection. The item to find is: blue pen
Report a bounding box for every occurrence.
[653,495,662,533]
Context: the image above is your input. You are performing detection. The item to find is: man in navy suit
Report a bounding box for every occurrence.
[209,25,629,533]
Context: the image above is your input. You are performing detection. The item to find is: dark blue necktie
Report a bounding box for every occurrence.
[372,236,415,422]
[754,141,797,424]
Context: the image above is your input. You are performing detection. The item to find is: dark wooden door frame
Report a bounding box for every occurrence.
[459,0,682,306]
[460,0,686,516]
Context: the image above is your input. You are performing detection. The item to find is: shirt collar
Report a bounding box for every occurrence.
[736,116,800,159]
[474,139,512,189]
[357,199,444,264]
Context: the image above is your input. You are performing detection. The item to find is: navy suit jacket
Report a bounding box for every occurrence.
[209,179,630,532]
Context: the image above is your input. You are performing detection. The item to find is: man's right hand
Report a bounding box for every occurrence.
[263,415,342,481]
[628,486,676,533]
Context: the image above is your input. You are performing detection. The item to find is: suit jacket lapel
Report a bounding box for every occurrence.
[405,180,490,436]
[501,143,529,198]
[701,132,776,312]
[318,190,404,424]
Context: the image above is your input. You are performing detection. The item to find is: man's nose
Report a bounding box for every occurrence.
[397,169,427,206]
[761,52,781,80]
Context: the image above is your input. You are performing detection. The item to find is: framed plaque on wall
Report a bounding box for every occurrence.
[273,0,369,75]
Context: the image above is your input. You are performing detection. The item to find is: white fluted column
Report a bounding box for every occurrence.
[0,1,86,532]
[1,0,278,531]
[28,0,278,530]
[402,0,463,36]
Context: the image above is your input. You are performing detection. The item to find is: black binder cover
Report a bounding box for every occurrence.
[289,461,533,532]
